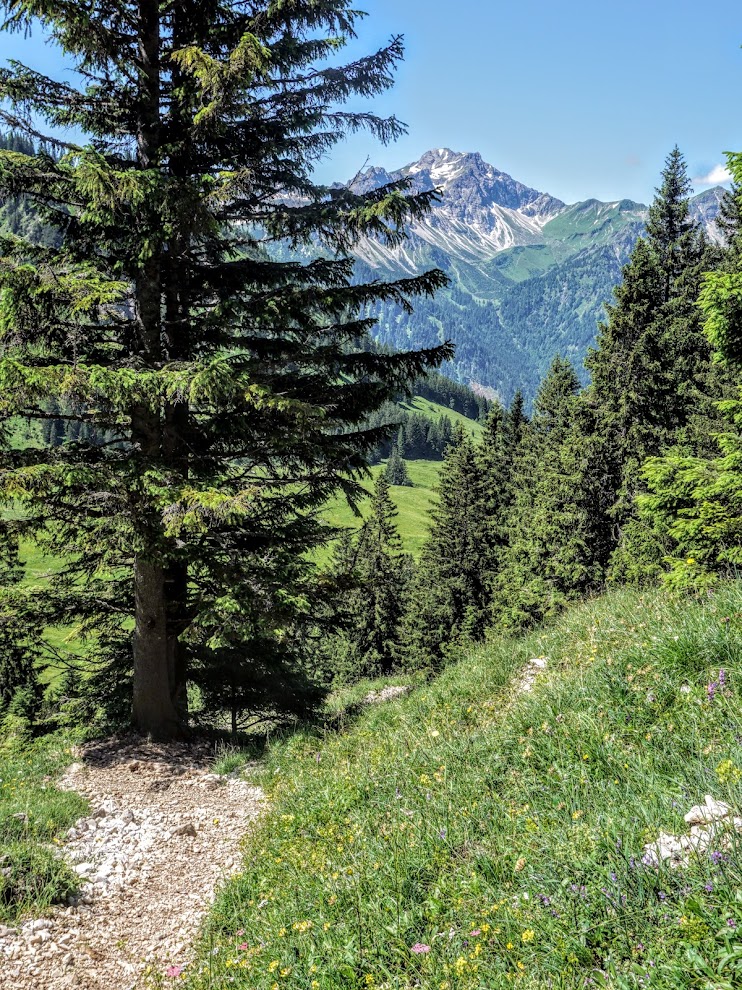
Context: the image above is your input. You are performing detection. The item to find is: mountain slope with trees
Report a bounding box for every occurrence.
[353,148,726,401]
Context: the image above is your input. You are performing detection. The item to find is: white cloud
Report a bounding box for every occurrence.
[694,164,732,186]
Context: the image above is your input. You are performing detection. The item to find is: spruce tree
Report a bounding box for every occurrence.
[492,358,603,628]
[384,445,412,486]
[319,475,410,680]
[639,160,742,587]
[475,392,528,597]
[585,147,720,581]
[0,1,451,737]
[403,427,486,667]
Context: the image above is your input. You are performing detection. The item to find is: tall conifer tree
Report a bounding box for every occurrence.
[585,147,719,581]
[492,357,602,627]
[0,1,451,736]
[403,427,486,667]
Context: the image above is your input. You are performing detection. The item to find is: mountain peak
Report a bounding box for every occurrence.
[353,149,565,243]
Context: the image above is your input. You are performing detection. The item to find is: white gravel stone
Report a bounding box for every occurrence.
[0,736,264,990]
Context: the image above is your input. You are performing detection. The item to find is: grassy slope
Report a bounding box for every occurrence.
[321,459,439,558]
[321,393,482,557]
[399,398,484,443]
[188,584,742,989]
[0,733,87,922]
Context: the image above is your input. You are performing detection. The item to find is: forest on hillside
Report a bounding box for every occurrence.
[1,0,742,763]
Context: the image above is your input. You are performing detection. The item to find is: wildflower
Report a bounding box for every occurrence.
[514,857,526,872]
[710,850,724,865]
[165,966,183,978]
[728,918,738,928]
[708,682,717,701]
[411,943,431,954]
[470,929,481,937]
[238,943,248,951]
[704,882,714,893]
[521,929,535,942]
[268,960,280,973]
[719,669,727,687]
[438,827,447,840]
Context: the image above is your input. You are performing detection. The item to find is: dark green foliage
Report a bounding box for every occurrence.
[492,358,605,627]
[318,475,411,681]
[475,390,528,596]
[413,371,489,419]
[384,445,412,486]
[585,147,723,583]
[0,0,452,736]
[403,428,487,667]
[639,158,742,589]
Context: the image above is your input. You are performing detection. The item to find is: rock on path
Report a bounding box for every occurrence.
[0,736,264,990]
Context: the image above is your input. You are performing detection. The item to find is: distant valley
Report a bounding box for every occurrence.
[351,148,726,402]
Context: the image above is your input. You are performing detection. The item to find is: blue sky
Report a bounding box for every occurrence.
[3,1,742,204]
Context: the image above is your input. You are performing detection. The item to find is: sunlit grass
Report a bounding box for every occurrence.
[187,584,742,989]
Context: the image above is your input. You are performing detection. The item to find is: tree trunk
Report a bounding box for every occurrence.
[130,0,184,738]
[133,557,182,738]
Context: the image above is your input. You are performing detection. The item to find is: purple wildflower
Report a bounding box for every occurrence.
[704,882,714,893]
[708,682,717,701]
[438,827,447,840]
[728,918,737,929]
[719,668,727,687]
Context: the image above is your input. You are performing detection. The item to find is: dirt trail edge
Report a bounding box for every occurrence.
[0,737,264,990]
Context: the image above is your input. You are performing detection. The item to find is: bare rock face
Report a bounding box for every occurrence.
[0,736,264,990]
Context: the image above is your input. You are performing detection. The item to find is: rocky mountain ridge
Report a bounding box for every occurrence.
[350,148,727,401]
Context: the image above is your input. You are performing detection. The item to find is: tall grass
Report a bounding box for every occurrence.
[185,584,742,989]
[0,733,87,922]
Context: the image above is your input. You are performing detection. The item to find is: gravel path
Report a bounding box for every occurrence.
[0,736,264,990]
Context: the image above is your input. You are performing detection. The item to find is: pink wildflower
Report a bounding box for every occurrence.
[411,943,431,954]
[165,965,183,978]
[470,929,482,936]
[238,943,249,951]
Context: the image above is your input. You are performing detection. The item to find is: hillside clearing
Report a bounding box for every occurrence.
[321,459,441,557]
[186,584,742,989]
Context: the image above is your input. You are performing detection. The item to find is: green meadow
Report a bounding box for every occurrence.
[187,583,742,990]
